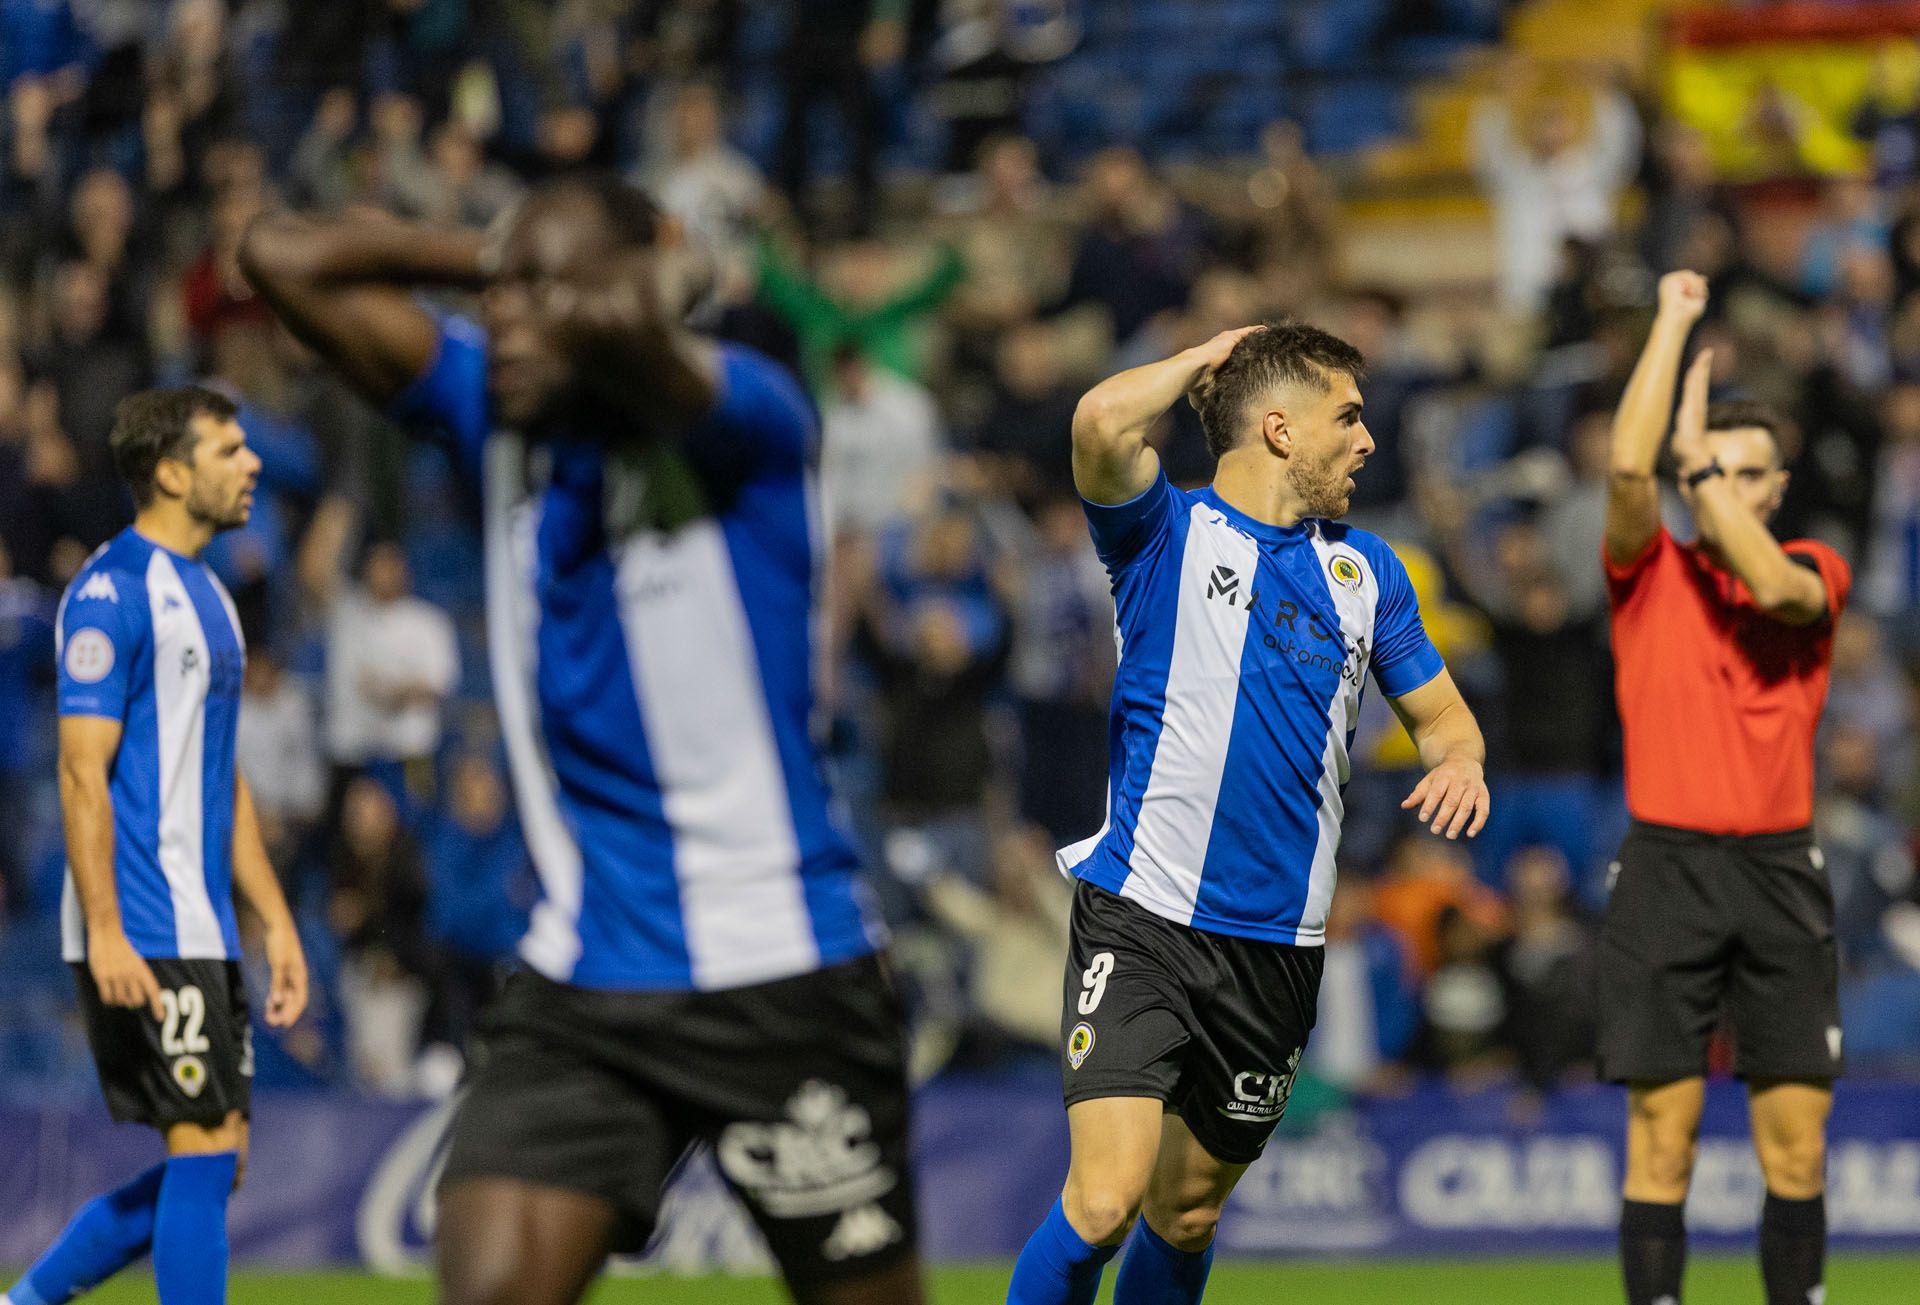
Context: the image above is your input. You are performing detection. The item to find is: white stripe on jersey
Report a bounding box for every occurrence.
[148,550,227,958]
[1301,530,1381,942]
[1122,500,1258,924]
[485,436,588,980]
[615,519,816,990]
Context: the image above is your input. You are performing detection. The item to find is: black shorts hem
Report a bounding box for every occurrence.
[1169,1106,1269,1167]
[1734,1064,1842,1084]
[778,1237,916,1288]
[1062,1078,1176,1109]
[1600,1064,1708,1087]
[436,1161,655,1254]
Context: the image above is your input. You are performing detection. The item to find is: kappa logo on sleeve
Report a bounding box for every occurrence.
[75,572,118,603]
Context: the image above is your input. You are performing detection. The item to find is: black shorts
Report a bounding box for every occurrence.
[1598,820,1843,1084]
[73,958,252,1129]
[1060,880,1324,1166]
[439,954,916,1283]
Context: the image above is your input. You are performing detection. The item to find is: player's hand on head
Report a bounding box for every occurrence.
[1401,756,1491,840]
[1657,270,1709,324]
[263,923,309,1028]
[88,930,165,1019]
[1185,324,1264,410]
[1669,347,1714,471]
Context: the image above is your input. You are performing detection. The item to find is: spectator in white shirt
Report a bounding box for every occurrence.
[325,540,459,782]
[820,342,946,536]
[1472,59,1640,315]
[637,82,768,286]
[236,649,325,873]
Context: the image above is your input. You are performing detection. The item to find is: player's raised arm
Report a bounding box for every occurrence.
[231,773,308,1028]
[57,715,162,1019]
[1667,352,1830,626]
[1607,270,1708,564]
[1388,668,1490,840]
[1071,326,1260,504]
[238,209,487,405]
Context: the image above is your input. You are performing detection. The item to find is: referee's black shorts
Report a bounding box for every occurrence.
[1597,819,1843,1084]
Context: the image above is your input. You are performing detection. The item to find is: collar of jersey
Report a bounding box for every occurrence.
[1194,486,1314,544]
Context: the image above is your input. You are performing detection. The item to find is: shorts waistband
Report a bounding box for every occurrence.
[1629,818,1812,852]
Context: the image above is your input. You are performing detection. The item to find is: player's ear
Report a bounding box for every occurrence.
[152,454,191,502]
[1263,408,1290,456]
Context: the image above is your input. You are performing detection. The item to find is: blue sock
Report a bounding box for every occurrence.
[152,1153,237,1305]
[7,1161,166,1305]
[1007,1197,1123,1305]
[1113,1217,1215,1305]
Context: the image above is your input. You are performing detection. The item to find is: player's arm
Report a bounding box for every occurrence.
[57,715,163,1019]
[1668,351,1829,626]
[237,209,487,405]
[1388,668,1490,841]
[1607,270,1708,564]
[231,773,308,1028]
[1072,326,1259,504]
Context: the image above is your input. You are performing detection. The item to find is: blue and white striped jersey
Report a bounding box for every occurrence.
[56,529,247,962]
[1058,472,1444,947]
[394,314,881,991]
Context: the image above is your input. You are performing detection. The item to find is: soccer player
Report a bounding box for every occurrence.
[1602,270,1849,1305]
[1007,323,1491,1305]
[239,180,923,1305]
[5,388,309,1305]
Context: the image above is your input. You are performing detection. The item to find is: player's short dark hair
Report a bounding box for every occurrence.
[1704,399,1785,459]
[534,171,662,247]
[109,386,237,507]
[1197,320,1367,460]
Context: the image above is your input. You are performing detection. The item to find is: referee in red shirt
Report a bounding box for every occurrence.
[1603,271,1850,1305]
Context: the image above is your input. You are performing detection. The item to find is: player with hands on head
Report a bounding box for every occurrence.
[1008,320,1487,1305]
[1601,271,1851,1305]
[5,386,307,1305]
[242,179,923,1305]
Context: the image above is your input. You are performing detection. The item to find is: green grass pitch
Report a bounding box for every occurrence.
[53,1256,1920,1303]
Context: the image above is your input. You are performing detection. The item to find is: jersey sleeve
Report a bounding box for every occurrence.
[57,576,145,721]
[681,343,817,488]
[1784,539,1853,622]
[1604,525,1671,605]
[387,310,490,481]
[1082,471,1179,572]
[1369,545,1446,697]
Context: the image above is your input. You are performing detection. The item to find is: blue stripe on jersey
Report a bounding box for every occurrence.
[720,472,872,965]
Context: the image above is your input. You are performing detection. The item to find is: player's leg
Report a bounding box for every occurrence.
[436,1179,620,1305]
[1748,1080,1832,1305]
[154,1111,247,1305]
[0,1161,166,1305]
[1622,1077,1705,1305]
[432,972,692,1305]
[1599,825,1728,1305]
[1113,1112,1249,1305]
[1008,1095,1164,1305]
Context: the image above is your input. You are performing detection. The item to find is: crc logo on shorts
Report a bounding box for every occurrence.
[1220,1049,1302,1123]
[172,1054,208,1099]
[715,1080,895,1219]
[1328,554,1363,593]
[64,628,115,684]
[1067,1022,1095,1070]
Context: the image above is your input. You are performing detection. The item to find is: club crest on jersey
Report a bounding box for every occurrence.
[172,1055,208,1098]
[1067,1022,1095,1070]
[64,628,114,683]
[1328,554,1363,593]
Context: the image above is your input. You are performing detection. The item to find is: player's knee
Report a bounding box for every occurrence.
[1061,1179,1143,1246]
[1756,1131,1826,1197]
[1149,1202,1222,1253]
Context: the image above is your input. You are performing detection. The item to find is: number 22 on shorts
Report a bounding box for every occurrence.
[1078,952,1115,1015]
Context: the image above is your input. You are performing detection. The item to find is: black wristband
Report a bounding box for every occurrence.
[1684,461,1725,489]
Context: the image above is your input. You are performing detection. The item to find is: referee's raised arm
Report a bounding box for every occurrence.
[1070,326,1260,504]
[1605,271,1707,564]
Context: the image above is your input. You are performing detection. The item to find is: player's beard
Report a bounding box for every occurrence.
[186,480,251,531]
[1288,449,1352,519]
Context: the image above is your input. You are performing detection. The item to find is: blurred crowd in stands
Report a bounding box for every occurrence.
[2,0,1920,1108]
